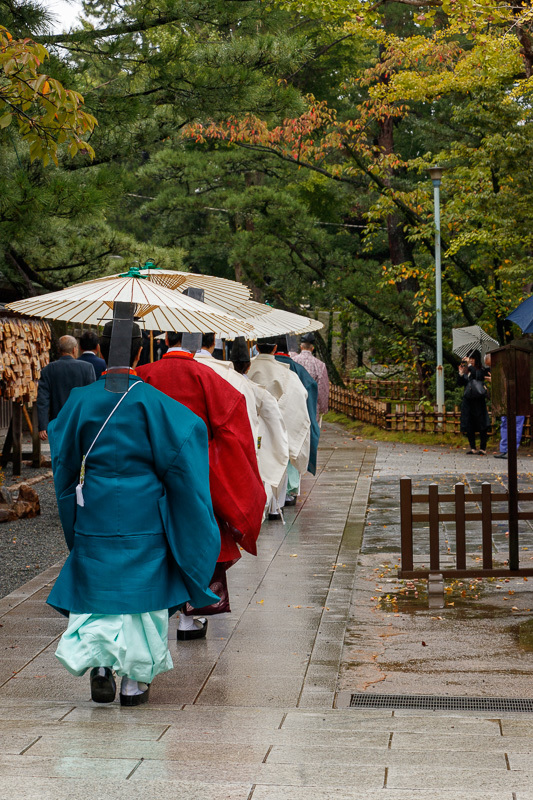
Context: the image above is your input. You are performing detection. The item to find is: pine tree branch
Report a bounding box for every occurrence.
[35,13,185,45]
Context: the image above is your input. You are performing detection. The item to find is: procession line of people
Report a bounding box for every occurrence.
[38,326,329,705]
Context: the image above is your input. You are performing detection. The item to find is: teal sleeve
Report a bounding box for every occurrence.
[145,390,221,608]
[48,398,84,551]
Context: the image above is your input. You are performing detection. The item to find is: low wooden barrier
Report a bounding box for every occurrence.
[329,387,387,426]
[399,477,533,579]
[348,378,422,401]
[330,386,467,434]
[329,386,533,444]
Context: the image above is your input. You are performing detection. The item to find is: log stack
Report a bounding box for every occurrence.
[0,315,51,403]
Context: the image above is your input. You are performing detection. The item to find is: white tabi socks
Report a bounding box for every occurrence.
[121,677,149,696]
[178,614,200,631]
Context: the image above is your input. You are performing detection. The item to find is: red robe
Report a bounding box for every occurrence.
[137,352,265,563]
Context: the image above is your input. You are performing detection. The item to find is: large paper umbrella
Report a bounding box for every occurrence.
[92,265,270,319]
[452,325,499,359]
[222,301,323,340]
[506,296,533,334]
[6,272,253,337]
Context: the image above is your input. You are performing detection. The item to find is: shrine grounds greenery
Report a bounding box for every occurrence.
[0,0,532,390]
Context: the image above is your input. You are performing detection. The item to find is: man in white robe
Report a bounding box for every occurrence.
[196,335,290,517]
[247,338,311,520]
[229,339,290,516]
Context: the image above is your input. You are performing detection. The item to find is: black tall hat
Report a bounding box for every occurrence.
[301,332,315,344]
[100,304,142,392]
[181,287,205,353]
[230,336,249,363]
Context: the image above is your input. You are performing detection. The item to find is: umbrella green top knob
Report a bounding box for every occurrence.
[119,266,147,279]
[143,259,161,269]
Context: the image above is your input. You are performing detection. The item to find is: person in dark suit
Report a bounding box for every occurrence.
[37,335,96,440]
[78,330,106,379]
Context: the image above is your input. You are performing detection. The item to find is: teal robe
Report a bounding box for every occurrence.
[47,375,220,618]
[275,354,319,475]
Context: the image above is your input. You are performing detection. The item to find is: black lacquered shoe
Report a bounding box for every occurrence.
[268,512,282,521]
[284,496,297,507]
[177,617,208,640]
[120,684,150,706]
[90,667,116,703]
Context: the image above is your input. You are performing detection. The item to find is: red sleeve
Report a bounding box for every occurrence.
[138,361,265,558]
[208,392,266,557]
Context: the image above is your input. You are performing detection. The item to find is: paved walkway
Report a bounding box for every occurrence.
[2,427,533,798]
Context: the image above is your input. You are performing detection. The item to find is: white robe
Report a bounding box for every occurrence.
[247,354,311,476]
[194,353,290,492]
[244,376,290,512]
[194,352,260,457]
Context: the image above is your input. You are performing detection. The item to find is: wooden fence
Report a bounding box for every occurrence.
[348,378,422,401]
[330,385,466,434]
[329,385,533,441]
[399,477,533,579]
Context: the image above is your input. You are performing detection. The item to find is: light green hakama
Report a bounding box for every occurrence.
[287,462,301,495]
[55,610,173,684]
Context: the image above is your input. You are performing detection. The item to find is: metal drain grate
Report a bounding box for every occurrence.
[349,693,533,713]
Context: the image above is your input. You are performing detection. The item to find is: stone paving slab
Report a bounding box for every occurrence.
[0,777,252,800]
[251,791,513,800]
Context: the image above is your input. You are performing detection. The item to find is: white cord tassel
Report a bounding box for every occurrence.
[76,455,87,507]
[76,483,85,507]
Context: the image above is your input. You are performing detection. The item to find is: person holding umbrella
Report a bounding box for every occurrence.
[458,349,490,454]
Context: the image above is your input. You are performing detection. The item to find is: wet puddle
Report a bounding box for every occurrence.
[516,618,533,651]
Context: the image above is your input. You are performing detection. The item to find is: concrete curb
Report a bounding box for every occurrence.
[0,559,63,619]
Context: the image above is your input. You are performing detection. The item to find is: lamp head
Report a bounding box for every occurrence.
[428,165,444,186]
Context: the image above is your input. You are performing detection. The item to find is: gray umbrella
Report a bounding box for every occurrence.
[452,325,499,359]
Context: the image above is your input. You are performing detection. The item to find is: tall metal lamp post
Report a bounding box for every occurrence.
[429,166,445,415]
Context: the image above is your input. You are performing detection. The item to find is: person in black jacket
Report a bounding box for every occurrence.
[458,348,490,455]
[78,330,106,379]
[37,335,96,440]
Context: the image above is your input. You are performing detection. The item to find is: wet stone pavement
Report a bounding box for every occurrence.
[3,428,533,798]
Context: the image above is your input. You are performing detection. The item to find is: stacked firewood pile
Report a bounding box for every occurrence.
[0,316,51,403]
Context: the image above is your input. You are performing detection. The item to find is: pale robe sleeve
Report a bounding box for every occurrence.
[252,382,290,490]
[317,360,330,414]
[195,356,261,457]
[277,370,311,476]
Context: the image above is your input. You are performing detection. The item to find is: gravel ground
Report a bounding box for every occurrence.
[0,478,67,599]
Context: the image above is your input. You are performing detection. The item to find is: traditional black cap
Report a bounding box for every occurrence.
[181,287,205,353]
[301,332,315,344]
[286,333,298,352]
[230,336,250,363]
[100,303,142,392]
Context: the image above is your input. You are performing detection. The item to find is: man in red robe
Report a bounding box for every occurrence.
[137,333,266,640]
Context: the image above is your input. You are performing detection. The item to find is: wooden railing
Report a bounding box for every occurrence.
[347,378,422,401]
[329,386,466,434]
[399,477,533,579]
[329,385,533,443]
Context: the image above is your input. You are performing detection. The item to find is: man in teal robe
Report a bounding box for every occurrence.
[47,323,220,705]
